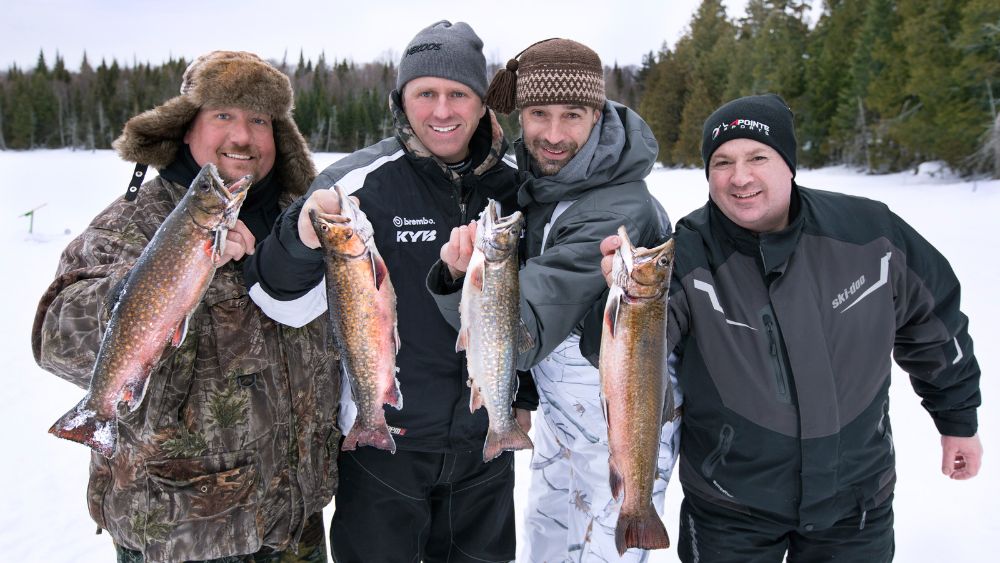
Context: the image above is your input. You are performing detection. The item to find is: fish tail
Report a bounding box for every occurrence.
[342,421,397,454]
[48,402,117,458]
[614,504,670,556]
[482,424,533,462]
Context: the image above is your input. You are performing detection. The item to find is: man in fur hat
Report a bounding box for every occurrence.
[430,38,677,562]
[32,51,340,562]
[242,22,522,563]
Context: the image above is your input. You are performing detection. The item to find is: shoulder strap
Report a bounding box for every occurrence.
[124,163,149,202]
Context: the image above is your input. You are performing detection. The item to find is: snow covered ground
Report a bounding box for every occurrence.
[1,149,996,561]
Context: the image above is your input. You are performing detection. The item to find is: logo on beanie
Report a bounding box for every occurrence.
[712,119,772,140]
[406,43,443,56]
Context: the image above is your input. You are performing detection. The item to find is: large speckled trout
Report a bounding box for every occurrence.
[600,226,675,555]
[458,200,533,462]
[310,185,401,453]
[49,163,251,458]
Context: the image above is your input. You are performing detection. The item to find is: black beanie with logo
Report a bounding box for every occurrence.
[701,93,797,178]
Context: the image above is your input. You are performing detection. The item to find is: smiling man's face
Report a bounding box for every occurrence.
[707,138,794,233]
[520,104,600,176]
[184,106,276,182]
[401,76,486,164]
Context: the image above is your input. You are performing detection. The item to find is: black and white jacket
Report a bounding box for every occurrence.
[244,92,519,452]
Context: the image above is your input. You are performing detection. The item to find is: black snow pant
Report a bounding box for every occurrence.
[330,447,516,563]
[677,492,895,563]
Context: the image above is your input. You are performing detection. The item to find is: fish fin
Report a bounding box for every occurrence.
[373,254,389,290]
[342,421,397,454]
[393,324,401,354]
[604,291,622,340]
[456,328,469,353]
[482,424,533,462]
[49,400,118,458]
[171,316,190,348]
[211,228,227,264]
[516,322,535,355]
[385,376,403,410]
[609,459,625,500]
[470,262,484,291]
[469,385,484,413]
[615,505,670,556]
[119,376,151,413]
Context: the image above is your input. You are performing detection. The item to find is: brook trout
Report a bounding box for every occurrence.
[600,226,675,555]
[49,163,251,458]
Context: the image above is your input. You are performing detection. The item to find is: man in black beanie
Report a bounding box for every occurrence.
[243,21,522,563]
[599,93,983,562]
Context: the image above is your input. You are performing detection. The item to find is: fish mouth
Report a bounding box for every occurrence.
[478,200,522,254]
[310,198,371,259]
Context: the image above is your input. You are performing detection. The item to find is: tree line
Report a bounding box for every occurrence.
[2,0,997,177]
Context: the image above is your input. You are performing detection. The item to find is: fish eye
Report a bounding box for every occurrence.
[657,256,670,267]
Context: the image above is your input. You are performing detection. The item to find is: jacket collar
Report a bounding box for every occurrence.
[709,184,805,277]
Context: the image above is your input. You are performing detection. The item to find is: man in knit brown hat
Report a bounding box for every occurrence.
[429,38,677,561]
[32,51,340,562]
[243,21,522,563]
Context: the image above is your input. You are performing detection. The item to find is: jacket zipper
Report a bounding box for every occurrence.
[762,311,792,404]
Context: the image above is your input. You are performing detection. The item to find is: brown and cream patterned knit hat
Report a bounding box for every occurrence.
[484,38,605,114]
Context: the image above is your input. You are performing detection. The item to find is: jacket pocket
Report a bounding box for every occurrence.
[701,424,735,479]
[142,450,261,562]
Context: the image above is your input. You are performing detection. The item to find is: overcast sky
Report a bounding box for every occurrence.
[3,0,762,71]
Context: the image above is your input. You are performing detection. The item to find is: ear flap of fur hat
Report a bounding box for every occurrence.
[113,50,316,196]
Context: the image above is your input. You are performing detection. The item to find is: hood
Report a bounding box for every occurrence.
[515,101,657,206]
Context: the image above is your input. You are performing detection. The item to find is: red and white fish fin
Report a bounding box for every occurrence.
[211,229,227,264]
[604,289,623,340]
[171,316,191,348]
[373,253,389,290]
[119,376,151,412]
[384,372,403,410]
[49,400,118,459]
[341,421,397,454]
[469,384,484,413]
[482,424,533,462]
[608,458,625,501]
[469,262,484,291]
[615,505,670,556]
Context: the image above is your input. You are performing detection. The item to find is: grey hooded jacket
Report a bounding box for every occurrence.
[428,101,671,370]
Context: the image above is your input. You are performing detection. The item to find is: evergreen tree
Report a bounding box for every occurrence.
[953,0,1000,176]
[673,0,736,165]
[802,0,868,168]
[891,0,969,170]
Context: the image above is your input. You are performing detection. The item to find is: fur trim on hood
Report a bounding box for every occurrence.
[113,51,315,196]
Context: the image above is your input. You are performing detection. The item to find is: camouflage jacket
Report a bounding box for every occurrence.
[32,175,341,562]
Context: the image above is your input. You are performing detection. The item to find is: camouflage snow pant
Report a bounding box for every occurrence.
[115,511,328,562]
[521,335,682,563]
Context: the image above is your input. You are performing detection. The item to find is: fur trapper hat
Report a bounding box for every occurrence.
[113,50,315,195]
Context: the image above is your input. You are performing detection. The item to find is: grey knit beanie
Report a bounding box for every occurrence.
[396,20,487,98]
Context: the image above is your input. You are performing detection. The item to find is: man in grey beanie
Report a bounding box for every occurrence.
[243,20,523,563]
